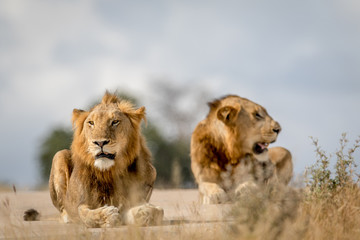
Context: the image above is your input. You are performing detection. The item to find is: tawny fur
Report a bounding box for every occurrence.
[49,92,163,227]
[190,95,293,204]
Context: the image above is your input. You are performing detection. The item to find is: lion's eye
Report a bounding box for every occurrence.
[111,120,120,126]
[88,121,94,126]
[255,113,263,120]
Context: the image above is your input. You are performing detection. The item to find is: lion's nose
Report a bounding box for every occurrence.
[93,140,110,148]
[272,122,281,134]
[273,128,281,134]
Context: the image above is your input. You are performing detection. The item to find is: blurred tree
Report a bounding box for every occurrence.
[146,80,211,188]
[143,122,194,188]
[149,80,210,141]
[38,127,72,182]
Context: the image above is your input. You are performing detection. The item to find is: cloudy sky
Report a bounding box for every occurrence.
[0,0,359,188]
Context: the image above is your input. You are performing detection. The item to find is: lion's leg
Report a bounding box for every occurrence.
[198,182,229,204]
[124,203,164,226]
[145,164,156,202]
[268,147,293,185]
[128,161,157,205]
[191,159,228,204]
[49,149,72,223]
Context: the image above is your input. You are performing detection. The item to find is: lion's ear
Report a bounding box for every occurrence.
[127,106,147,126]
[217,106,238,125]
[72,109,89,130]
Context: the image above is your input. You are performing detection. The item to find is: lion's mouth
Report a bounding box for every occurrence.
[253,142,270,154]
[95,152,116,160]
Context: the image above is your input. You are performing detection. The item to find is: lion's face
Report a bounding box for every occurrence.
[213,95,281,161]
[83,104,134,170]
[71,93,145,171]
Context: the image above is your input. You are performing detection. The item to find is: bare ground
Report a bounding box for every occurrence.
[0,189,233,240]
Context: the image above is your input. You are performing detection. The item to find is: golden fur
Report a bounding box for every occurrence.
[190,95,293,204]
[49,92,163,227]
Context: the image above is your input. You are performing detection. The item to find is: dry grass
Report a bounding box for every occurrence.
[1,134,359,239]
[226,180,360,240]
[227,134,360,240]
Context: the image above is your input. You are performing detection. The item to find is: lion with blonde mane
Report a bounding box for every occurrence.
[49,92,163,227]
[191,95,293,204]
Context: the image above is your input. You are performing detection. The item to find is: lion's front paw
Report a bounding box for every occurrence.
[203,189,229,204]
[125,204,164,226]
[234,181,259,199]
[60,210,70,224]
[97,205,121,228]
[79,205,121,228]
[199,182,228,204]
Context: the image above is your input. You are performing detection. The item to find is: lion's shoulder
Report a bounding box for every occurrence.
[191,120,230,168]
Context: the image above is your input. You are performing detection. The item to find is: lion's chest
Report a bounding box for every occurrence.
[219,163,237,190]
[73,168,127,208]
[86,176,144,210]
[230,157,275,188]
[90,180,117,205]
[219,157,262,190]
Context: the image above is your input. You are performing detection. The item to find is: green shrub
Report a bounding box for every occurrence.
[305,133,360,196]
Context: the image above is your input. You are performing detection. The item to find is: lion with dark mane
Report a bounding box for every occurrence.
[191,95,293,204]
[49,92,163,227]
